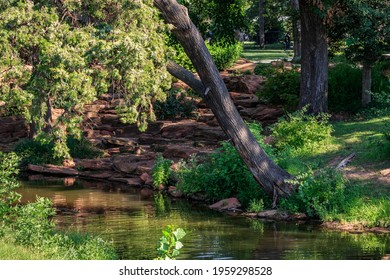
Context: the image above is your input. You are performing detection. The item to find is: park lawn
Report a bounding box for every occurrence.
[241,42,293,62]
[297,116,390,172]
[241,49,293,62]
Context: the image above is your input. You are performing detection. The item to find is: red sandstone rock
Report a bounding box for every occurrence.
[209,198,241,211]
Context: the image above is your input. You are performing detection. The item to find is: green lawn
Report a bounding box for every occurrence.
[297,117,390,170]
[241,42,293,62]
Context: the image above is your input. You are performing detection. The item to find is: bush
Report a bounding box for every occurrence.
[15,135,102,166]
[177,141,271,209]
[253,63,279,77]
[259,69,300,110]
[0,151,116,259]
[152,154,172,189]
[372,60,390,94]
[361,91,390,118]
[279,169,347,219]
[169,39,242,71]
[328,63,362,113]
[208,40,243,70]
[270,108,334,154]
[0,152,21,219]
[154,89,196,120]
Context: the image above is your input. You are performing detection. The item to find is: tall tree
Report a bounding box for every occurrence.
[0,0,170,159]
[290,0,301,63]
[298,0,329,114]
[153,0,296,201]
[337,0,390,107]
[259,0,266,48]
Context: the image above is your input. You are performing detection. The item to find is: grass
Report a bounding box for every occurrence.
[295,116,390,171]
[241,42,293,61]
[0,240,47,260]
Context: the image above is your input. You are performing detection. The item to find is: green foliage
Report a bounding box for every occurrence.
[0,152,21,219]
[328,63,362,112]
[169,39,243,71]
[177,141,270,208]
[1,0,171,153]
[15,135,102,166]
[154,89,196,120]
[253,63,278,77]
[179,0,250,43]
[208,40,243,70]
[156,225,186,260]
[259,68,300,110]
[152,154,172,189]
[280,169,347,219]
[0,152,116,259]
[248,199,264,213]
[270,108,334,154]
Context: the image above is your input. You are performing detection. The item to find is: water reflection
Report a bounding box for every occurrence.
[19,179,390,260]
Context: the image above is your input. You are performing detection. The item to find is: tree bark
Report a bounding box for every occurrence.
[259,0,265,48]
[154,0,296,199]
[299,0,328,114]
[291,0,301,63]
[362,64,372,107]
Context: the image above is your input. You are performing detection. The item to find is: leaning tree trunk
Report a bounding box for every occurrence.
[299,0,328,114]
[291,0,301,63]
[153,0,296,200]
[259,0,265,49]
[362,63,372,107]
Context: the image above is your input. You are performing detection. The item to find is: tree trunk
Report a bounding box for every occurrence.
[299,0,328,114]
[291,0,301,63]
[154,0,296,200]
[42,93,54,133]
[259,0,265,49]
[362,64,372,107]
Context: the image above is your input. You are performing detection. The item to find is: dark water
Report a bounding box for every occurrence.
[19,178,390,260]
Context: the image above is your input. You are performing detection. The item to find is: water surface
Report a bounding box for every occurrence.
[19,179,390,260]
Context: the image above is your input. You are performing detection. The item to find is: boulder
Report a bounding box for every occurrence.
[140,187,154,199]
[223,75,265,95]
[168,186,183,198]
[108,177,143,187]
[209,198,241,211]
[27,164,79,176]
[162,144,200,159]
[76,158,112,171]
[140,173,153,186]
[229,92,260,108]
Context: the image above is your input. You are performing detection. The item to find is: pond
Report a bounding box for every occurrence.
[19,178,389,260]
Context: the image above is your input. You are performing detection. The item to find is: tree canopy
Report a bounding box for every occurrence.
[0,0,171,159]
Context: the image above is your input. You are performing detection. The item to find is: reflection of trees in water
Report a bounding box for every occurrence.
[251,222,389,260]
[20,181,390,260]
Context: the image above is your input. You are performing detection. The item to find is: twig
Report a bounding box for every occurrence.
[336,153,356,169]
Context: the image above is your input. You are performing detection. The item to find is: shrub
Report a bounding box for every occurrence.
[177,141,271,209]
[14,135,102,166]
[154,89,196,120]
[152,154,172,189]
[0,152,21,219]
[328,63,362,113]
[259,69,300,110]
[248,199,264,213]
[270,108,334,154]
[253,63,279,77]
[0,151,116,260]
[361,91,390,118]
[169,39,242,71]
[279,169,347,219]
[372,60,390,94]
[208,40,243,70]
